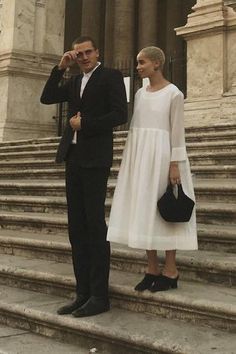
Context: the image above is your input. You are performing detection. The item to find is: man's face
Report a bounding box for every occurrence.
[74,41,99,73]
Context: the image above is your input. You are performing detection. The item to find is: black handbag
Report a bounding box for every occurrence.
[157,184,195,222]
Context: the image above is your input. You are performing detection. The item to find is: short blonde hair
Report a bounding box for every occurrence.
[139,46,165,70]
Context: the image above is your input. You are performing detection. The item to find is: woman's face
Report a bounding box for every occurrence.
[136,52,159,78]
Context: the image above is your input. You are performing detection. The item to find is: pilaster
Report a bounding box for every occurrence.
[176,0,236,127]
[0,0,65,141]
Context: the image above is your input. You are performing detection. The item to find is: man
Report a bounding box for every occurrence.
[40,36,127,317]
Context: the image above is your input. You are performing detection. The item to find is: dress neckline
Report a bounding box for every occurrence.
[145,83,172,94]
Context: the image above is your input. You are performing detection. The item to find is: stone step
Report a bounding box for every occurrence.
[0,210,236,252]
[196,202,236,225]
[0,142,58,153]
[191,165,236,178]
[0,178,236,203]
[0,146,124,162]
[0,286,235,354]
[1,138,236,156]
[0,255,235,332]
[0,211,68,233]
[0,137,126,154]
[197,223,236,253]
[184,123,236,142]
[186,140,236,153]
[188,151,236,166]
[0,196,235,225]
[0,136,60,148]
[1,148,236,167]
[0,131,127,148]
[0,168,65,180]
[0,179,65,196]
[0,324,91,354]
[0,229,234,287]
[0,123,235,151]
[0,165,236,180]
[0,150,57,161]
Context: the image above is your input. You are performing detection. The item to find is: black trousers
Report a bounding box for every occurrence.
[65,147,110,298]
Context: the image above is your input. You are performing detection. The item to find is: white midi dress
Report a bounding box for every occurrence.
[107,84,198,250]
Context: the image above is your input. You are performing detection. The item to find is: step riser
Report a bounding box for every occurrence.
[0,153,57,161]
[190,158,236,166]
[1,170,236,180]
[0,220,67,233]
[0,186,236,204]
[111,293,235,332]
[197,213,236,225]
[0,164,63,171]
[0,188,65,197]
[111,258,235,288]
[0,242,235,287]
[193,171,236,178]
[195,192,236,203]
[0,274,234,333]
[0,146,57,153]
[0,171,66,180]
[198,238,236,253]
[0,203,235,226]
[0,203,67,214]
[1,218,236,253]
[1,156,236,166]
[0,309,151,354]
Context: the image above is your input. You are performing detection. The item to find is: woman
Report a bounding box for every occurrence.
[107,47,198,292]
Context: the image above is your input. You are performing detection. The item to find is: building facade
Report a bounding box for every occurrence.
[0,0,235,141]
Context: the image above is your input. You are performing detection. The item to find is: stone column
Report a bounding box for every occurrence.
[0,0,65,141]
[112,0,135,65]
[176,0,236,126]
[138,0,158,50]
[104,0,115,66]
[80,0,104,50]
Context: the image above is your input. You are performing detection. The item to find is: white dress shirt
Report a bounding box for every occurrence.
[72,62,101,144]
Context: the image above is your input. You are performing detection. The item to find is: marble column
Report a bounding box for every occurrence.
[176,0,236,126]
[0,0,66,141]
[138,0,158,50]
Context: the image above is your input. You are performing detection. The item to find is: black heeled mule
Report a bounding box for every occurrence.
[134,273,160,291]
[150,274,179,292]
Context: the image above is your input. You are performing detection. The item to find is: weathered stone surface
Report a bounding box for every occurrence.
[0,285,236,354]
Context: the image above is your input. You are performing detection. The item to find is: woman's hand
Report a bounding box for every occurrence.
[169,161,181,185]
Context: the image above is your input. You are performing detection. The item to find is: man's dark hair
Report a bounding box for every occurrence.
[72,36,97,50]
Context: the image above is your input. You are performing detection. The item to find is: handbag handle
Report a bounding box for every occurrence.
[167,183,184,199]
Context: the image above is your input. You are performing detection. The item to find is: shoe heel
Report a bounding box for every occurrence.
[170,276,179,289]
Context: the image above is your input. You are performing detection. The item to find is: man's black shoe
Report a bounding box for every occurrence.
[57,294,89,315]
[72,296,110,317]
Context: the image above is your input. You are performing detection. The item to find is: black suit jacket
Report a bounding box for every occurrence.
[40,65,127,166]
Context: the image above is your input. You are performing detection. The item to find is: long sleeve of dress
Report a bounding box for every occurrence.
[170,91,187,162]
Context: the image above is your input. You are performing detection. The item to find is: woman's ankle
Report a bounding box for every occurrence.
[162,268,179,278]
[146,269,161,276]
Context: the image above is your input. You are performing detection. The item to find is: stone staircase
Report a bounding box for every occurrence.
[0,124,235,353]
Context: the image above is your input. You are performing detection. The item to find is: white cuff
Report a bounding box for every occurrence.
[72,131,77,144]
[171,147,187,161]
